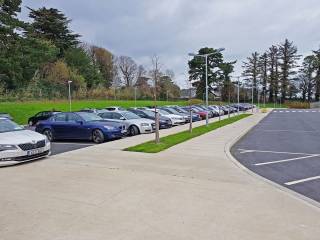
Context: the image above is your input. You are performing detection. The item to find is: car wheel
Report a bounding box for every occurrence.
[43,129,54,142]
[92,129,105,144]
[129,125,140,136]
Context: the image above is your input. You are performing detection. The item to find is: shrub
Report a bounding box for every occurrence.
[261,108,268,113]
[286,101,310,109]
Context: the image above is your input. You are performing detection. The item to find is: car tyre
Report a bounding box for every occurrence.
[129,125,140,136]
[43,129,54,142]
[92,129,105,144]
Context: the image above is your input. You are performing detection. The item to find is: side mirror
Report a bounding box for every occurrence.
[120,117,126,120]
[76,120,84,125]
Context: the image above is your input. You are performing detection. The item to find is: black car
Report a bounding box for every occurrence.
[127,108,172,129]
[28,111,61,126]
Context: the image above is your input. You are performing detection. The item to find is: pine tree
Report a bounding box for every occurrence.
[278,39,300,101]
[242,52,259,102]
[27,7,80,56]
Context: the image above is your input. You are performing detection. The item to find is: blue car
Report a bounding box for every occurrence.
[35,112,126,144]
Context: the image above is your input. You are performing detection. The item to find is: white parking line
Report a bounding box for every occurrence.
[285,176,320,186]
[254,154,320,166]
[238,149,319,156]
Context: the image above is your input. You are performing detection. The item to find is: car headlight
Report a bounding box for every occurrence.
[141,123,150,127]
[0,144,17,152]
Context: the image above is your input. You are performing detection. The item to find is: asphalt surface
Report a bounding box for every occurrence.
[51,141,95,155]
[232,109,320,203]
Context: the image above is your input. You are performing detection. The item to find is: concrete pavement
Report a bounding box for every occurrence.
[1,112,320,240]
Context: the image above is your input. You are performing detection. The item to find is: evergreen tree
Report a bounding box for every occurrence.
[242,52,259,102]
[188,47,225,99]
[278,39,300,101]
[27,7,80,56]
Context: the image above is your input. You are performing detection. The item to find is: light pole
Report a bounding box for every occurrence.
[251,79,254,113]
[68,81,72,112]
[188,48,225,126]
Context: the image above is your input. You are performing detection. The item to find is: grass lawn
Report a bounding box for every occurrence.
[0,100,188,124]
[125,114,252,153]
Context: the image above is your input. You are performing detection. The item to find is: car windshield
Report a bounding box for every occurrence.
[121,111,140,120]
[77,112,103,122]
[0,119,24,133]
[142,110,155,118]
[158,109,170,115]
[166,108,181,115]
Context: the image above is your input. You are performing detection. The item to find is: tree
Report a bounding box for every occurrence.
[117,56,137,87]
[242,52,259,102]
[89,45,114,88]
[299,56,315,101]
[278,39,300,101]
[219,62,235,102]
[27,7,80,56]
[0,0,24,49]
[267,45,280,102]
[312,48,320,101]
[258,52,268,104]
[188,47,224,99]
[64,47,103,88]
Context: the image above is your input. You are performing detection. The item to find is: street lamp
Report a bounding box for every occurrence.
[188,48,225,126]
[67,81,72,112]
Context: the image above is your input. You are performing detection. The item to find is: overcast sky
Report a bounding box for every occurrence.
[22,0,320,88]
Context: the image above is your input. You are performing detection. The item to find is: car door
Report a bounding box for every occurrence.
[51,113,68,139]
[65,113,89,140]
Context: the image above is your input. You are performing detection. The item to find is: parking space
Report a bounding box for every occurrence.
[232,109,320,202]
[51,142,95,155]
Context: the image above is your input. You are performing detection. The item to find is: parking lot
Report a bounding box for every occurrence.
[232,109,320,203]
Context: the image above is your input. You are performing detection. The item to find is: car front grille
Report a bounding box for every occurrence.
[11,150,50,162]
[18,140,46,151]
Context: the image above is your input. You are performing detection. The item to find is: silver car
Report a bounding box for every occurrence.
[98,110,155,136]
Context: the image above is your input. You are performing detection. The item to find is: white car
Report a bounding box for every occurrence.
[148,109,185,125]
[98,110,155,136]
[0,118,51,167]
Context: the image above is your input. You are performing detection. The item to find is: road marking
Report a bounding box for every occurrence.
[256,129,317,133]
[286,111,290,113]
[238,149,320,156]
[285,176,320,186]
[254,154,320,166]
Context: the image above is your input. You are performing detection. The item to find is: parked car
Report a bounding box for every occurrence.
[98,110,155,136]
[0,113,13,120]
[127,108,172,129]
[28,111,61,126]
[105,106,126,111]
[0,117,51,167]
[160,107,190,123]
[35,112,126,143]
[147,109,185,125]
[195,105,215,118]
[79,108,101,114]
[181,107,207,120]
[170,106,201,122]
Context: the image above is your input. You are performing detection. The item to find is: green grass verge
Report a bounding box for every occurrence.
[125,114,252,153]
[0,100,188,124]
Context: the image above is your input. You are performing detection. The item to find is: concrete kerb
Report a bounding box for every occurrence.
[225,111,320,210]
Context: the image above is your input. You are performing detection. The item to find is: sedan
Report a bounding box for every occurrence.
[36,112,126,143]
[28,111,61,126]
[98,110,155,136]
[127,108,172,129]
[0,117,51,167]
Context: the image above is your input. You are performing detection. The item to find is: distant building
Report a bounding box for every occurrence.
[180,88,196,99]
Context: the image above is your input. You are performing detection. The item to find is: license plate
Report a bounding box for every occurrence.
[27,149,43,156]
